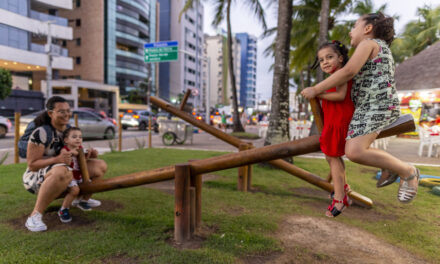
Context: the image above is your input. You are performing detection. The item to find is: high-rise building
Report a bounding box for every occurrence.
[0,0,73,91]
[158,0,204,106]
[59,0,157,97]
[205,33,241,107]
[235,33,257,109]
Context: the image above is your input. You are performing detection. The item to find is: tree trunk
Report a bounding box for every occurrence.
[316,0,330,83]
[226,0,244,132]
[264,0,293,152]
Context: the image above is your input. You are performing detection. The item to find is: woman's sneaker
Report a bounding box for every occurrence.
[25,212,47,232]
[58,208,72,223]
[76,201,92,211]
[72,198,101,208]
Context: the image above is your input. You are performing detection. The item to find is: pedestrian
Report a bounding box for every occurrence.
[221,111,227,132]
[312,40,354,217]
[301,12,419,203]
[23,96,107,232]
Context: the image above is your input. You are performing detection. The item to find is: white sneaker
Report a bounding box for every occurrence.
[72,198,101,208]
[72,198,80,206]
[25,212,47,232]
[84,198,101,207]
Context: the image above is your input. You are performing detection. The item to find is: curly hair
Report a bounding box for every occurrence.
[63,126,81,140]
[312,40,349,70]
[362,12,395,46]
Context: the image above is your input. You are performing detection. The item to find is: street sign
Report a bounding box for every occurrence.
[144,41,178,63]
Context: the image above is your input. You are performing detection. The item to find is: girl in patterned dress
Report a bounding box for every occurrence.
[302,12,419,203]
[314,41,354,217]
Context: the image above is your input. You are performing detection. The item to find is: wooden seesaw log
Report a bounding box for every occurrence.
[79,135,321,194]
[150,96,374,207]
[150,96,416,208]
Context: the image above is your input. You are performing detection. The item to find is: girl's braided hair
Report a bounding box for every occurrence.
[312,40,349,70]
[363,12,395,45]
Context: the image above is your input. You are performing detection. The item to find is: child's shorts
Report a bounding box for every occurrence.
[23,163,69,194]
[68,179,83,188]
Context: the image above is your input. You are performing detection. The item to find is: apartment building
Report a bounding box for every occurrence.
[158,0,204,106]
[58,0,157,97]
[236,33,257,109]
[205,33,241,107]
[0,0,73,92]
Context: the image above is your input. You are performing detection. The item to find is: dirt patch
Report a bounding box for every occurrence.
[95,253,140,264]
[166,224,219,250]
[272,215,428,264]
[143,174,220,195]
[8,200,123,231]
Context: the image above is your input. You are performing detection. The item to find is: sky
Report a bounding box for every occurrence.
[202,0,440,101]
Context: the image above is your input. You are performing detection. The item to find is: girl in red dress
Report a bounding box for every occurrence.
[314,41,354,217]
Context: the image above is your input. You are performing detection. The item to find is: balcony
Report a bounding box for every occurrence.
[30,10,68,26]
[31,43,68,56]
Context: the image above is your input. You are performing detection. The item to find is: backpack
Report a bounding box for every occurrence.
[18,122,55,158]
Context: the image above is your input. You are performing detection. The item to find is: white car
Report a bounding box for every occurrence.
[0,116,12,138]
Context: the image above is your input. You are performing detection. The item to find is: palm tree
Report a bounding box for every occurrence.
[392,5,440,63]
[263,0,293,150]
[182,0,267,132]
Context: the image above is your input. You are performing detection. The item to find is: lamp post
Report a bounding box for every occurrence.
[45,21,55,99]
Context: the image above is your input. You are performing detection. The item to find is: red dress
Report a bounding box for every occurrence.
[320,80,354,157]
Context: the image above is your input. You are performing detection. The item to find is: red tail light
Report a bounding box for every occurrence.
[210,115,214,119]
[127,109,133,113]
[112,120,117,125]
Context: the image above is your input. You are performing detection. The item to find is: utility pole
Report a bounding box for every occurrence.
[46,21,54,99]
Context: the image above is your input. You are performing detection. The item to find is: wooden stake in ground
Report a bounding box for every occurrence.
[174,163,191,243]
[118,115,122,152]
[238,143,249,192]
[14,112,20,164]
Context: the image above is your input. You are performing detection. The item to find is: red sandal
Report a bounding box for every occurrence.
[326,198,345,217]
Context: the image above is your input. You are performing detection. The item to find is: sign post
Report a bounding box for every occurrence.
[144,41,179,63]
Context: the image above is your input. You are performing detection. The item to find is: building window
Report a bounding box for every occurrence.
[76,19,81,27]
[76,38,81,46]
[76,0,81,7]
[62,40,67,47]
[76,57,81,64]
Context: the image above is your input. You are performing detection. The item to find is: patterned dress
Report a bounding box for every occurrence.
[347,39,400,139]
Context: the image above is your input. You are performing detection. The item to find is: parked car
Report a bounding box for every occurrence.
[20,109,116,139]
[0,116,12,138]
[121,110,159,132]
[78,107,117,126]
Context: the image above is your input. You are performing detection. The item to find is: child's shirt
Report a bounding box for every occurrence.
[62,146,82,181]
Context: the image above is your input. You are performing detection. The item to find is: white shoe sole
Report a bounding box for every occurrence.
[25,222,47,232]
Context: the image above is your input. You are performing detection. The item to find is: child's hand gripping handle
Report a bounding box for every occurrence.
[78,148,91,182]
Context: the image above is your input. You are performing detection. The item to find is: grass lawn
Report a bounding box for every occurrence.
[1,148,439,263]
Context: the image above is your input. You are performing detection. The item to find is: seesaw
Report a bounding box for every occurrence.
[76,95,414,243]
